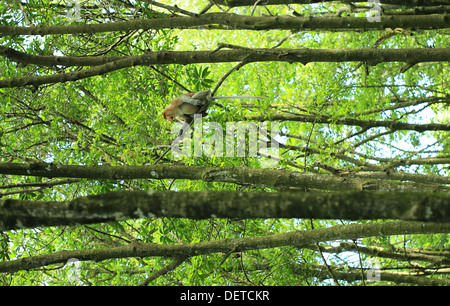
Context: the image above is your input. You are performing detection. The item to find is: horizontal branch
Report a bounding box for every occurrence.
[1,190,449,231]
[305,264,450,286]
[2,46,449,68]
[0,162,448,191]
[1,14,448,37]
[247,113,450,132]
[213,0,450,7]
[0,220,445,273]
[1,48,449,88]
[349,171,450,185]
[1,220,448,273]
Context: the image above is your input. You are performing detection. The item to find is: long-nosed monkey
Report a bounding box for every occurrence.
[163,90,265,123]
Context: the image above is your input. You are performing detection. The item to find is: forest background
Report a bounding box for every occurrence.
[0,0,449,286]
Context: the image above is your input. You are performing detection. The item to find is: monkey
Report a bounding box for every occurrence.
[163,92,206,123]
[163,89,265,123]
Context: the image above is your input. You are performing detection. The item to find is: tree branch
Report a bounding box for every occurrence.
[0,190,449,230]
[1,13,448,37]
[1,47,449,89]
[1,221,449,272]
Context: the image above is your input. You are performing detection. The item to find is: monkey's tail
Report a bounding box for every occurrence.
[213,95,265,100]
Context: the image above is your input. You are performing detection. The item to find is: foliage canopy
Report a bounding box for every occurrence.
[0,0,449,286]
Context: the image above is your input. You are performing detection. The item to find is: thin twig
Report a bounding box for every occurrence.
[212,57,252,96]
[138,256,188,286]
[144,0,197,17]
[198,1,214,14]
[310,220,341,286]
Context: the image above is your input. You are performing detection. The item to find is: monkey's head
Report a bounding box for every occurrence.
[163,110,174,122]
